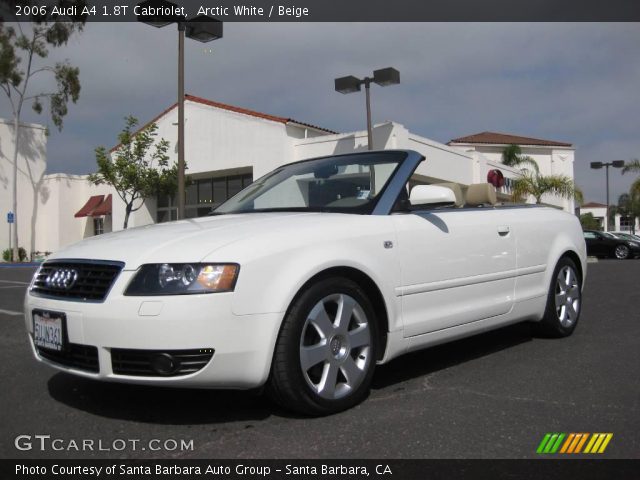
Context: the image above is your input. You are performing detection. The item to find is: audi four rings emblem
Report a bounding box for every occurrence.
[45,268,79,290]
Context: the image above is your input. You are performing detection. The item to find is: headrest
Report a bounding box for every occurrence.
[433,183,464,207]
[465,183,497,207]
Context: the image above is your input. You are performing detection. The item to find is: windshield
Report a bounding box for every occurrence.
[214,151,406,215]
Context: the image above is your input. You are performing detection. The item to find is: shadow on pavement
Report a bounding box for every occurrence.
[47,374,279,425]
[47,322,534,424]
[372,322,534,389]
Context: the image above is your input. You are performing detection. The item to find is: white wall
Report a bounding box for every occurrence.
[295,122,476,187]
[155,99,300,181]
[35,175,155,254]
[0,118,47,258]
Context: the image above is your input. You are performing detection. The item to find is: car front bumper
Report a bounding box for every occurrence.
[24,270,283,389]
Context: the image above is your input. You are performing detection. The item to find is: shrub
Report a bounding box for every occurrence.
[2,247,28,262]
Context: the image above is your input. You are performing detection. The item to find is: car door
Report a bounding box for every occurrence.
[393,208,516,337]
[582,231,601,256]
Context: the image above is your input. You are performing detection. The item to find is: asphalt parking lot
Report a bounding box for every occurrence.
[1,260,638,459]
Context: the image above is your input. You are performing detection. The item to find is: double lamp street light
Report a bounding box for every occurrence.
[335,68,400,150]
[590,160,625,231]
[137,0,223,220]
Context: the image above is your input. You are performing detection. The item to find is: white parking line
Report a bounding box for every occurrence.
[0,279,30,285]
[0,308,23,316]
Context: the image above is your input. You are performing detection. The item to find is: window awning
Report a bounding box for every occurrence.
[90,194,112,216]
[75,195,104,218]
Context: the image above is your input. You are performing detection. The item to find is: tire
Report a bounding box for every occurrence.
[268,277,378,416]
[614,244,630,260]
[533,257,582,338]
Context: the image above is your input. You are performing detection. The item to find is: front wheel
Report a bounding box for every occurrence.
[268,277,378,415]
[533,257,582,338]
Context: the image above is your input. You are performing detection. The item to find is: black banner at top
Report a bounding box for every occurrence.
[2,0,640,22]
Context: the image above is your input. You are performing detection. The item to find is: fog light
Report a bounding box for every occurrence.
[151,353,179,375]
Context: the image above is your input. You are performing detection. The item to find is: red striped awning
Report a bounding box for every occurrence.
[91,194,112,216]
[74,195,104,218]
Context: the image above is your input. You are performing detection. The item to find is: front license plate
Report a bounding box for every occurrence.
[33,310,67,351]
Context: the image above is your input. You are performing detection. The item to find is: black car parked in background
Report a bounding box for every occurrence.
[583,230,640,259]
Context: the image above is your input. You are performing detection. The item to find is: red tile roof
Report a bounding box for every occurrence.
[581,202,607,208]
[448,131,572,147]
[110,95,336,152]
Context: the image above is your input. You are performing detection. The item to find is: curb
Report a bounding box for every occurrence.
[0,263,41,268]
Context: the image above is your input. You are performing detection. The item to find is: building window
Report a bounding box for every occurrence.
[93,217,104,235]
[157,173,253,223]
[620,216,634,232]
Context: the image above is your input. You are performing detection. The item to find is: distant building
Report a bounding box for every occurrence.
[579,202,608,230]
[448,131,576,213]
[1,96,577,258]
[579,201,639,233]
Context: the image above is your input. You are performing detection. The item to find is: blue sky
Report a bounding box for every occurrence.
[2,22,639,204]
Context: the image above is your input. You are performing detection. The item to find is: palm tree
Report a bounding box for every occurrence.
[502,144,539,173]
[611,191,640,234]
[511,170,576,204]
[622,159,640,207]
[622,159,640,175]
[574,185,584,206]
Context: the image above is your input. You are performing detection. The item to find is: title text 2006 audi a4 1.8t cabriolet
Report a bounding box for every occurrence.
[25,150,586,415]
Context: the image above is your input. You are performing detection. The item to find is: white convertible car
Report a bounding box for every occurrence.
[25,150,586,415]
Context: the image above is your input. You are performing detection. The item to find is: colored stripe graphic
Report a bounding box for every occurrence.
[536,434,552,454]
[560,433,575,453]
[538,433,613,454]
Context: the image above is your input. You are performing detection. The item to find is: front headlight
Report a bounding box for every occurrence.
[628,241,640,248]
[125,263,239,296]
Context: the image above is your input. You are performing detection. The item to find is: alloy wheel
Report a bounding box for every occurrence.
[554,266,580,327]
[299,293,371,400]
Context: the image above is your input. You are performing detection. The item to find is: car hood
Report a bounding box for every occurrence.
[49,213,319,269]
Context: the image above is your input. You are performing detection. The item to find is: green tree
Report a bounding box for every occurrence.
[0,8,85,260]
[622,159,640,202]
[610,192,640,234]
[502,144,540,173]
[579,212,601,230]
[502,145,578,205]
[89,116,178,229]
[511,170,576,204]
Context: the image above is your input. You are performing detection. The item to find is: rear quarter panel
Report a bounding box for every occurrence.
[512,206,587,307]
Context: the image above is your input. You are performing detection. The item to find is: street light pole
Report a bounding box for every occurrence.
[177,23,185,219]
[138,1,222,221]
[590,160,625,231]
[364,78,373,151]
[605,164,610,230]
[335,68,400,151]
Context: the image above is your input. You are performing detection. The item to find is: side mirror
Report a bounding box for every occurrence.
[409,185,457,208]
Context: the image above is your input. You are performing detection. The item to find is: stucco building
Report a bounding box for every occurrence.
[1,95,577,258]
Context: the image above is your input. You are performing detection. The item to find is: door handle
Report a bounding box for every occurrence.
[497,225,510,236]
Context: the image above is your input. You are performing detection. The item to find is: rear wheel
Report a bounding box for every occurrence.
[533,257,582,338]
[615,244,630,260]
[268,277,378,415]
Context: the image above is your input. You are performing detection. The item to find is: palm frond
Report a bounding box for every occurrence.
[509,172,575,204]
[501,145,540,173]
[622,159,640,175]
[574,186,584,206]
[502,144,522,166]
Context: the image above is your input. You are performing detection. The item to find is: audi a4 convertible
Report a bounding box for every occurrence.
[25,150,587,415]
